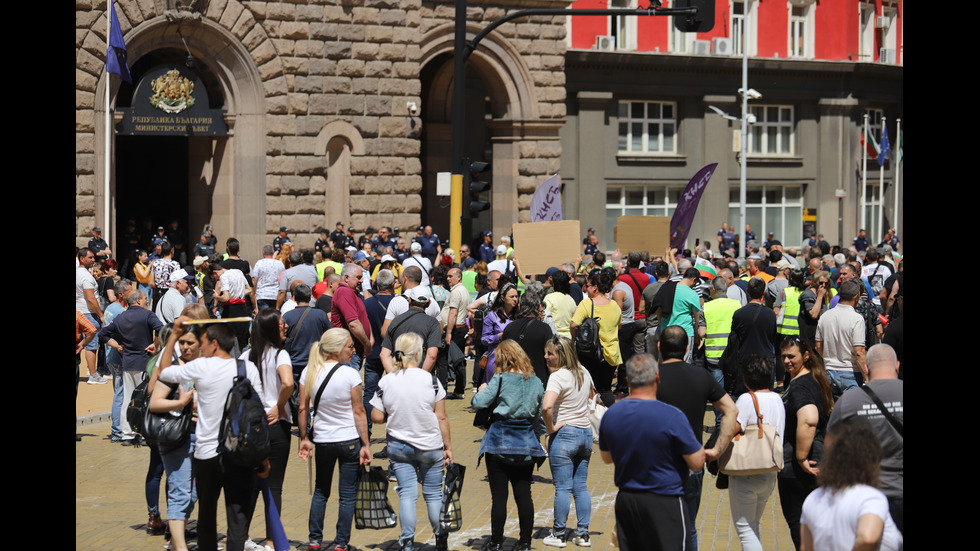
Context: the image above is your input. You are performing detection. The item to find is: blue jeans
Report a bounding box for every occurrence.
[826,369,860,395]
[160,435,197,521]
[363,360,383,435]
[683,469,704,551]
[387,438,444,549]
[548,425,592,537]
[138,283,153,306]
[309,439,361,546]
[108,362,123,437]
[83,313,101,351]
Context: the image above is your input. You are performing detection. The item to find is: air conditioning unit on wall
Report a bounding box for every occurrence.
[712,37,733,55]
[692,39,711,55]
[879,48,896,64]
[596,35,615,51]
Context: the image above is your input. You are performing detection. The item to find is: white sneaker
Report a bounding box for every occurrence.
[543,532,567,548]
[243,540,264,551]
[87,374,108,385]
[572,534,591,547]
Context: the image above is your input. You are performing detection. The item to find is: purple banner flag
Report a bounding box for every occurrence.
[530,174,562,222]
[669,163,718,250]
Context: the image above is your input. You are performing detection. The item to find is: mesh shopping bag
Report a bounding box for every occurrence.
[354,465,398,530]
[439,463,466,533]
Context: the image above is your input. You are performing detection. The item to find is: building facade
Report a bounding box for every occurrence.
[76,0,567,257]
[561,0,903,252]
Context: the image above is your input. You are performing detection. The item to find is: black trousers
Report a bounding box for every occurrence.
[615,489,689,551]
[485,454,534,544]
[194,455,257,551]
[777,474,817,551]
[437,326,469,395]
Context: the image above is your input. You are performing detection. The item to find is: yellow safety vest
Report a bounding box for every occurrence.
[704,297,741,359]
[777,287,802,336]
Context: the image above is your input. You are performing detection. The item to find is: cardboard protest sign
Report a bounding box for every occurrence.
[512,220,581,276]
[614,216,670,255]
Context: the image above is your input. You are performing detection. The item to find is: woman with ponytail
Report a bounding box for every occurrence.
[297,328,371,551]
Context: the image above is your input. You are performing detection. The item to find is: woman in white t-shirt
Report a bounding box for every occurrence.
[801,418,902,551]
[297,328,371,551]
[240,309,295,550]
[541,336,595,548]
[369,332,453,551]
[728,355,786,551]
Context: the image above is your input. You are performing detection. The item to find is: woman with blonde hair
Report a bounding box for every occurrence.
[541,336,595,548]
[298,328,371,551]
[472,340,546,551]
[369,332,453,551]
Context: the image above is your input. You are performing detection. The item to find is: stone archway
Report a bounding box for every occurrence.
[79,1,272,256]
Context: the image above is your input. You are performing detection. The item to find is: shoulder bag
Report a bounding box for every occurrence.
[718,390,783,475]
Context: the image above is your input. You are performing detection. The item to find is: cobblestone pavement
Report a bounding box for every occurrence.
[76,367,795,550]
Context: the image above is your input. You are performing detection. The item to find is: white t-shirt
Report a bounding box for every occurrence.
[240,348,293,424]
[76,266,97,315]
[546,366,594,429]
[401,256,432,286]
[299,361,363,443]
[385,287,441,321]
[735,390,786,439]
[486,258,514,277]
[369,367,445,451]
[219,268,249,299]
[801,484,903,551]
[251,258,285,301]
[159,356,263,460]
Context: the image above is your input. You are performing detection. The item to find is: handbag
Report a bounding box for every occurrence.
[439,463,466,533]
[718,390,783,475]
[142,383,193,448]
[473,377,502,430]
[586,384,607,443]
[354,465,398,530]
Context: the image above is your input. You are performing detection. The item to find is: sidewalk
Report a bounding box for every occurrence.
[76,368,795,550]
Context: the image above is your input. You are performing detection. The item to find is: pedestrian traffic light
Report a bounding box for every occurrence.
[466,158,491,218]
[672,0,715,33]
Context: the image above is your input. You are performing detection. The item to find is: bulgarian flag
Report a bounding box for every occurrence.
[861,127,879,160]
[694,257,717,280]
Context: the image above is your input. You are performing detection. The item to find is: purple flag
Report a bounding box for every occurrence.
[106,1,131,83]
[669,163,718,250]
[530,174,562,222]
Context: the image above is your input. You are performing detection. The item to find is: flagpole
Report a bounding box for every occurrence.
[893,118,901,242]
[104,1,113,247]
[860,113,868,234]
[877,117,886,242]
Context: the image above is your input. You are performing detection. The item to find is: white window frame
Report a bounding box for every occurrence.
[747,105,794,156]
[864,183,883,242]
[787,1,815,59]
[881,3,898,62]
[610,0,637,51]
[865,108,884,144]
[728,185,805,247]
[618,101,678,155]
[669,17,696,53]
[859,2,875,61]
[731,0,758,57]
[606,185,681,242]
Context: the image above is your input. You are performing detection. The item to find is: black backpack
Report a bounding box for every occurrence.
[125,373,151,441]
[219,360,270,468]
[575,299,603,363]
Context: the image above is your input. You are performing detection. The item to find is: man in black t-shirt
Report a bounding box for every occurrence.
[380,295,442,374]
[655,325,737,551]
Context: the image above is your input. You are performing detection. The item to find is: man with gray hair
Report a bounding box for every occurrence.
[331,263,373,368]
[103,278,134,442]
[252,244,285,311]
[827,343,903,533]
[816,279,867,393]
[277,250,319,310]
[599,353,706,551]
[364,269,397,432]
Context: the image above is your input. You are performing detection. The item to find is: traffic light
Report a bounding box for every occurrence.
[672,0,715,33]
[466,158,491,218]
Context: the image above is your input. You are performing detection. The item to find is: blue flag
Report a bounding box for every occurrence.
[106,1,131,83]
[877,123,890,167]
[260,478,290,550]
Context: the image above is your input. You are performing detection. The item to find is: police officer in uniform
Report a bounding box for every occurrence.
[272,226,291,254]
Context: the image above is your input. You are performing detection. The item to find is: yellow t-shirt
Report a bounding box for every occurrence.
[571,298,623,366]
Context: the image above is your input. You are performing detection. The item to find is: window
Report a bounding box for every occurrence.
[606,185,681,242]
[748,105,794,155]
[865,108,884,144]
[859,2,875,61]
[788,1,815,59]
[610,0,637,51]
[863,184,886,243]
[731,1,757,56]
[728,186,803,247]
[880,4,898,63]
[618,101,677,154]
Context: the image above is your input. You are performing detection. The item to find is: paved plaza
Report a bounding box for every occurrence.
[76,364,795,551]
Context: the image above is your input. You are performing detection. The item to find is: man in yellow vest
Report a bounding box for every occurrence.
[703,277,741,392]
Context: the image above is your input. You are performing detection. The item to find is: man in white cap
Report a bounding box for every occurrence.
[401,241,432,286]
[486,245,515,280]
[156,268,196,323]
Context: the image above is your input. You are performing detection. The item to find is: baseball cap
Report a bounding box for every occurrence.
[496,245,507,255]
[168,268,196,284]
[410,242,422,252]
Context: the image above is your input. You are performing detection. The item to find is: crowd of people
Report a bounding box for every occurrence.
[76,220,902,551]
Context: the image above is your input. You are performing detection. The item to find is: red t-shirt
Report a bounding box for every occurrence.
[331,285,370,354]
[617,270,650,320]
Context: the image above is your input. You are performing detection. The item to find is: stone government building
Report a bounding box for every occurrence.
[76,0,567,257]
[77,0,903,257]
